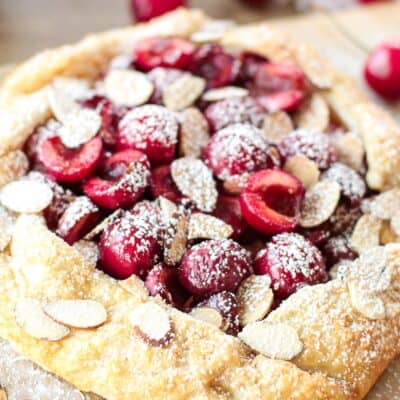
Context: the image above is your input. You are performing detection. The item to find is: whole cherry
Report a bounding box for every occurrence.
[130,0,186,22]
[364,41,400,101]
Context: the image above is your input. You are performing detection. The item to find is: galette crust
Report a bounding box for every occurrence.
[0,8,398,400]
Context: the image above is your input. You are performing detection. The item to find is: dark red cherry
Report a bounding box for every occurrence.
[179,239,252,297]
[130,0,186,22]
[254,232,327,300]
[321,236,358,268]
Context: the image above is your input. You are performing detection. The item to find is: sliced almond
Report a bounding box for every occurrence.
[294,94,330,132]
[158,196,179,223]
[380,220,398,245]
[0,180,53,213]
[130,302,174,347]
[334,132,365,172]
[188,213,233,240]
[202,86,248,102]
[284,155,320,189]
[163,74,206,111]
[262,111,294,144]
[238,322,303,361]
[48,86,80,122]
[179,107,210,158]
[58,108,101,148]
[329,260,352,280]
[300,180,341,228]
[52,77,91,100]
[222,173,250,195]
[84,209,124,240]
[365,189,400,220]
[72,240,99,267]
[237,275,274,326]
[190,306,225,329]
[190,20,235,43]
[348,281,386,320]
[164,211,189,266]
[350,214,382,254]
[104,69,154,107]
[15,298,70,341]
[0,150,29,188]
[0,206,13,251]
[171,158,217,212]
[44,300,107,329]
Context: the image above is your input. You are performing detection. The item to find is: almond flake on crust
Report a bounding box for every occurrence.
[237,275,274,326]
[300,180,341,228]
[179,107,210,158]
[58,108,101,148]
[163,74,206,111]
[202,86,248,102]
[190,306,225,330]
[294,94,330,132]
[190,20,236,43]
[44,300,107,329]
[129,302,174,347]
[171,158,217,212]
[284,155,320,189]
[84,209,124,240]
[363,189,400,220]
[0,150,29,188]
[350,214,382,254]
[334,132,365,172]
[163,211,189,266]
[0,180,53,214]
[15,298,70,341]
[0,206,13,252]
[238,321,303,361]
[262,111,294,144]
[188,213,233,240]
[104,69,154,107]
[222,173,250,195]
[348,280,386,320]
[72,240,99,267]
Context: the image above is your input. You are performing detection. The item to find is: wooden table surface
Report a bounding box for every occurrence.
[0,1,399,398]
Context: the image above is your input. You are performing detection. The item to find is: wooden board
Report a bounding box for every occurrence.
[0,1,399,398]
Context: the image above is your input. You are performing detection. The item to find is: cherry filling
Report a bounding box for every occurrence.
[38,136,103,183]
[240,169,305,235]
[133,37,195,71]
[22,37,372,335]
[83,149,150,210]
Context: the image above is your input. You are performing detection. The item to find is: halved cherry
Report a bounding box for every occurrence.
[178,239,252,297]
[254,232,327,300]
[133,37,195,71]
[83,149,150,210]
[254,62,306,93]
[38,136,102,183]
[240,52,268,81]
[240,169,305,235]
[56,196,100,245]
[149,165,183,203]
[212,194,248,239]
[189,44,240,89]
[256,90,305,113]
[117,105,178,165]
[99,201,162,279]
[145,263,189,309]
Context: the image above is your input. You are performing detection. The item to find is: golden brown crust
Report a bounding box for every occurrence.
[0,8,399,400]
